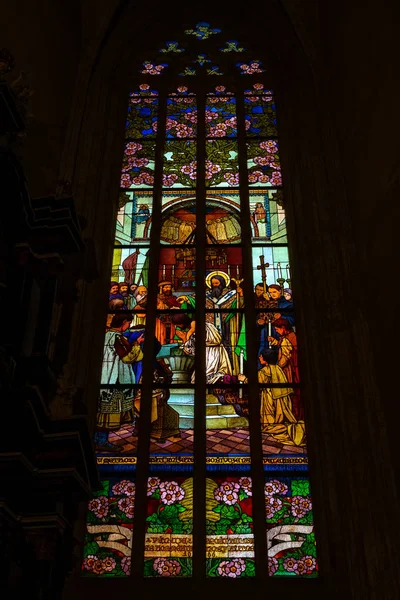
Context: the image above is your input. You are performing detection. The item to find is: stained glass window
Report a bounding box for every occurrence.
[83,20,318,583]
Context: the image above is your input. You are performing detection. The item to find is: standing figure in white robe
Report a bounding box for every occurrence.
[181,320,233,384]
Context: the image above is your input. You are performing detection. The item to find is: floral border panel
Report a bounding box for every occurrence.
[265,477,318,577]
[144,477,193,577]
[121,141,156,189]
[244,94,277,138]
[206,477,255,578]
[205,96,237,138]
[82,479,135,577]
[166,96,197,139]
[247,140,282,187]
[206,140,239,188]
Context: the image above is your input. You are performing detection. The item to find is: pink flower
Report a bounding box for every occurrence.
[224,173,239,186]
[239,477,252,496]
[217,558,246,578]
[159,481,185,504]
[268,557,278,576]
[283,557,298,573]
[270,171,282,186]
[254,156,271,166]
[92,559,106,575]
[215,86,226,92]
[258,174,270,183]
[121,556,131,575]
[264,481,279,496]
[147,477,160,496]
[83,555,97,571]
[248,173,258,183]
[303,555,317,574]
[206,161,221,173]
[151,121,158,131]
[125,142,142,155]
[118,496,135,517]
[254,83,264,90]
[129,157,149,167]
[260,140,278,154]
[291,496,312,519]
[177,86,188,93]
[184,111,197,123]
[130,97,141,104]
[88,497,109,519]
[112,480,135,496]
[262,95,273,102]
[153,558,181,576]
[102,556,116,572]
[162,173,178,187]
[214,481,240,505]
[139,84,150,91]
[295,560,307,576]
[267,496,282,512]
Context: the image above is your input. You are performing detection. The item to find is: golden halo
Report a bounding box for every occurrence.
[206,270,230,289]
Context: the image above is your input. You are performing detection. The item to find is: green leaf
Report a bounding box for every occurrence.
[212,504,222,513]
[83,541,99,558]
[144,559,155,577]
[220,505,239,520]
[177,504,186,513]
[244,560,256,577]
[160,504,179,521]
[292,479,310,496]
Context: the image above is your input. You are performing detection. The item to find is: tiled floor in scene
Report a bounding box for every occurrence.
[105,425,306,455]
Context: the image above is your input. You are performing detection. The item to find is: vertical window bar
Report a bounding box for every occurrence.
[236,88,267,579]
[130,88,167,578]
[193,89,207,580]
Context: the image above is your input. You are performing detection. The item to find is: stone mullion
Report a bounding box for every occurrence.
[193,90,207,581]
[130,89,167,578]
[236,89,267,580]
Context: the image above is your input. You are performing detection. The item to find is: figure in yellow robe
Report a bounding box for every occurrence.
[258,349,306,447]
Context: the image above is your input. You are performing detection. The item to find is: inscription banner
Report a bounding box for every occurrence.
[206,534,254,558]
[144,533,193,558]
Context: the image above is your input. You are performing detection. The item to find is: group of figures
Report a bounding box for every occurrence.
[96,266,305,451]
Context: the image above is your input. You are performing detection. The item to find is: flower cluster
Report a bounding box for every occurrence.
[217,558,246,578]
[125,141,142,155]
[181,160,197,180]
[117,496,135,518]
[264,479,288,518]
[224,172,239,186]
[121,556,131,575]
[260,140,278,153]
[214,477,252,505]
[153,557,182,576]
[147,476,160,496]
[249,140,281,185]
[88,496,108,519]
[291,495,312,519]
[162,174,178,187]
[159,481,185,505]
[283,555,317,575]
[83,554,116,575]
[268,556,279,576]
[112,479,135,496]
[140,61,167,75]
[205,160,221,180]
[237,60,264,74]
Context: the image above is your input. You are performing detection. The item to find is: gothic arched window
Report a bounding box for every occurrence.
[83,22,317,581]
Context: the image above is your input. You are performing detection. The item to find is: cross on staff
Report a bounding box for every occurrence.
[257,255,270,293]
